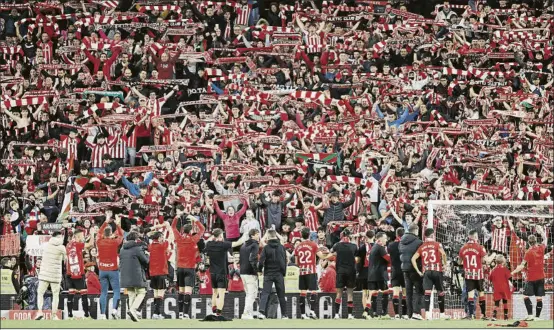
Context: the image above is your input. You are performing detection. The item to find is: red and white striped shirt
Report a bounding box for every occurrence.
[160,127,180,145]
[106,127,126,159]
[345,190,362,219]
[364,242,373,267]
[303,31,325,53]
[490,225,510,254]
[122,119,140,149]
[201,206,217,232]
[459,241,487,280]
[231,3,252,26]
[147,97,167,117]
[37,40,54,63]
[110,136,127,160]
[303,206,319,232]
[85,139,117,168]
[417,241,444,272]
[295,240,319,275]
[352,223,372,246]
[59,135,80,160]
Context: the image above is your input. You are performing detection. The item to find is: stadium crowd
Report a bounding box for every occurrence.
[0,0,553,322]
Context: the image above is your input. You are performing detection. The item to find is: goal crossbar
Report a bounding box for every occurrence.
[428,200,554,228]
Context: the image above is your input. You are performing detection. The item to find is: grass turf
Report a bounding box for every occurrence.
[1,319,553,329]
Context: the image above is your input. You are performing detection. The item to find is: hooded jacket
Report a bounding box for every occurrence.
[119,240,149,288]
[38,235,67,283]
[239,238,260,275]
[399,233,422,272]
[258,239,287,276]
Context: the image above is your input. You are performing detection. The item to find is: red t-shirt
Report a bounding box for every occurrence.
[303,206,319,232]
[524,244,546,281]
[295,240,319,275]
[417,241,444,273]
[66,241,85,279]
[289,229,302,243]
[459,241,487,280]
[197,270,213,295]
[489,264,511,295]
[228,265,244,292]
[148,240,169,276]
[97,223,124,271]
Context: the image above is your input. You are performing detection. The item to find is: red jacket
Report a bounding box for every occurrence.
[86,271,101,294]
[172,218,205,269]
[96,222,124,271]
[319,264,336,293]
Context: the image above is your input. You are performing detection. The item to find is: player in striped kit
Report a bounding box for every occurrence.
[411,228,450,320]
[295,228,325,319]
[458,229,489,320]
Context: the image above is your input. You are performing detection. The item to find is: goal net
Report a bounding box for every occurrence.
[426,200,554,320]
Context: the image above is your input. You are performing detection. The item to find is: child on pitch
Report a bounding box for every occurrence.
[488,255,513,320]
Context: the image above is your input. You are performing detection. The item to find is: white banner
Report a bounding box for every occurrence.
[24,235,51,257]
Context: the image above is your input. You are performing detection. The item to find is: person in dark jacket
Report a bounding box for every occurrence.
[388,227,408,319]
[119,232,149,322]
[266,3,282,26]
[323,191,356,245]
[258,229,288,319]
[239,229,260,319]
[259,190,294,231]
[399,224,424,320]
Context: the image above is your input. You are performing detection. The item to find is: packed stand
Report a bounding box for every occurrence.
[0,0,553,321]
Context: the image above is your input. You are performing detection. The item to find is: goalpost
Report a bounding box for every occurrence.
[426,200,554,319]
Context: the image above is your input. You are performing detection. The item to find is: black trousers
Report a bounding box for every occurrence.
[259,274,287,317]
[403,271,424,317]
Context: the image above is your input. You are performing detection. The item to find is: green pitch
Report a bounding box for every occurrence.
[1,319,553,329]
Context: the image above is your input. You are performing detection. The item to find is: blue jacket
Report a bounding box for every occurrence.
[375,104,419,128]
[121,172,154,196]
